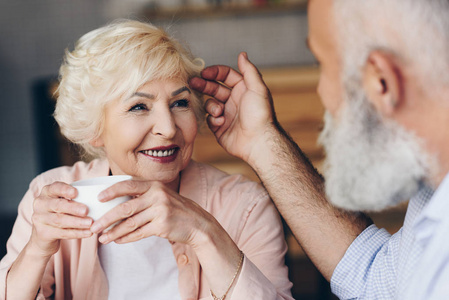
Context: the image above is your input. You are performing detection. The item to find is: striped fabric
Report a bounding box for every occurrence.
[331,185,436,299]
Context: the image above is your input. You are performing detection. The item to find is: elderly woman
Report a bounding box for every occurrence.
[0,20,292,299]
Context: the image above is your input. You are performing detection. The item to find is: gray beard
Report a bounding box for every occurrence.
[318,82,430,212]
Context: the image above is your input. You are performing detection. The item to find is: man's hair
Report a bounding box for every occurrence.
[334,0,449,90]
[54,19,204,158]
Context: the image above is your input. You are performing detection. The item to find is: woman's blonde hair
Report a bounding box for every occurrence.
[54,19,205,158]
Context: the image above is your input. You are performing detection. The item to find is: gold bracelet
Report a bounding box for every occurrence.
[210,251,244,300]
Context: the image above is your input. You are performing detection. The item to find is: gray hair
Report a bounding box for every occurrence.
[334,0,449,90]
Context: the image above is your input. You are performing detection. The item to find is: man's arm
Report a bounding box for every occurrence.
[190,52,372,280]
[250,123,371,279]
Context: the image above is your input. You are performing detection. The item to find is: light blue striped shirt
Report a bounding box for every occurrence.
[330,177,449,300]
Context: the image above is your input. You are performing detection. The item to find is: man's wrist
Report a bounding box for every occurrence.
[246,122,285,172]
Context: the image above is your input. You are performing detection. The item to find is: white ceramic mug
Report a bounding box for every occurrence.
[71,175,132,221]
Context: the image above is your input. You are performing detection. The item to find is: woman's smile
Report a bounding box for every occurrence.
[139,145,180,163]
[94,79,198,185]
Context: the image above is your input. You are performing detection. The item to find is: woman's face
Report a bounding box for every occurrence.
[94,79,198,188]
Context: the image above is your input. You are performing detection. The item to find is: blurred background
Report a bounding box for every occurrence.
[0,0,406,299]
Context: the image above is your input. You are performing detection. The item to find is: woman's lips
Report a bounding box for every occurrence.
[140,147,179,163]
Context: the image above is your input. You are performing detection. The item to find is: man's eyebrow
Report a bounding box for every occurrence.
[172,86,191,97]
[131,92,155,99]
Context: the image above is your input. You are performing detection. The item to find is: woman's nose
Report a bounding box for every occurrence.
[151,106,177,138]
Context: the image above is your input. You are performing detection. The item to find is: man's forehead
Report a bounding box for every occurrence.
[307,0,338,55]
[308,0,334,11]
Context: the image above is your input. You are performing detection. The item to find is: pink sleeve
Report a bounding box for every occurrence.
[231,192,294,300]
[0,178,53,300]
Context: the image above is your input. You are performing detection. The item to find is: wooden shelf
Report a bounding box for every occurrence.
[141,1,307,21]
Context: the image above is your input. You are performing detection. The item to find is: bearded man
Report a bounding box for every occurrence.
[190,0,449,298]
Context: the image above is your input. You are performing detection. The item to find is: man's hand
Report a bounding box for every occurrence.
[192,52,372,281]
[190,52,277,165]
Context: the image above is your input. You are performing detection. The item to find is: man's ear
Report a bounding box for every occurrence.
[363,50,403,116]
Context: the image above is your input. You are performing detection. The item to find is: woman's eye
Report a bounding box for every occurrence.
[172,99,190,108]
[128,103,147,112]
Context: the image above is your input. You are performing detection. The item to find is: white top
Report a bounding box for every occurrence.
[98,236,182,300]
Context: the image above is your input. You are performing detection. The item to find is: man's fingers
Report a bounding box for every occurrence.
[200,65,243,88]
[207,115,225,133]
[205,98,224,117]
[189,77,232,103]
[238,52,268,93]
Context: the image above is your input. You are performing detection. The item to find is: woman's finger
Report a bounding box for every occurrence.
[41,212,93,229]
[97,180,153,203]
[37,224,93,241]
[91,197,149,234]
[113,222,156,244]
[41,181,78,200]
[98,208,157,244]
[34,196,88,217]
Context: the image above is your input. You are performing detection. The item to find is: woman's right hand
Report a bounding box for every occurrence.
[30,181,93,257]
[6,182,93,299]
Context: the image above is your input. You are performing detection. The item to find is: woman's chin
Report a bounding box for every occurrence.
[134,170,180,186]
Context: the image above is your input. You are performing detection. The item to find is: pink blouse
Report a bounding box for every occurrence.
[0,159,293,299]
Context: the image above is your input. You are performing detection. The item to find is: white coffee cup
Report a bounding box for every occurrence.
[71,175,132,221]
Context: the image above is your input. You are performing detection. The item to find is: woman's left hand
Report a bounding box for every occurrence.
[91,179,244,298]
[90,180,216,247]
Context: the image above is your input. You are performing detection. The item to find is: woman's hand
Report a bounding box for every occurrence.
[6,182,93,299]
[30,181,93,257]
[91,179,243,298]
[90,180,216,248]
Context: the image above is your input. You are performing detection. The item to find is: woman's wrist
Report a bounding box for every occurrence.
[189,216,223,252]
[210,250,244,300]
[190,223,243,299]
[189,216,242,269]
[28,233,59,260]
[6,239,54,299]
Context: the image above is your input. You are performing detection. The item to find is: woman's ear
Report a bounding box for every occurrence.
[363,50,403,117]
[89,136,104,148]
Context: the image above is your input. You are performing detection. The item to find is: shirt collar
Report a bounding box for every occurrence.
[179,160,207,208]
[413,172,449,243]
